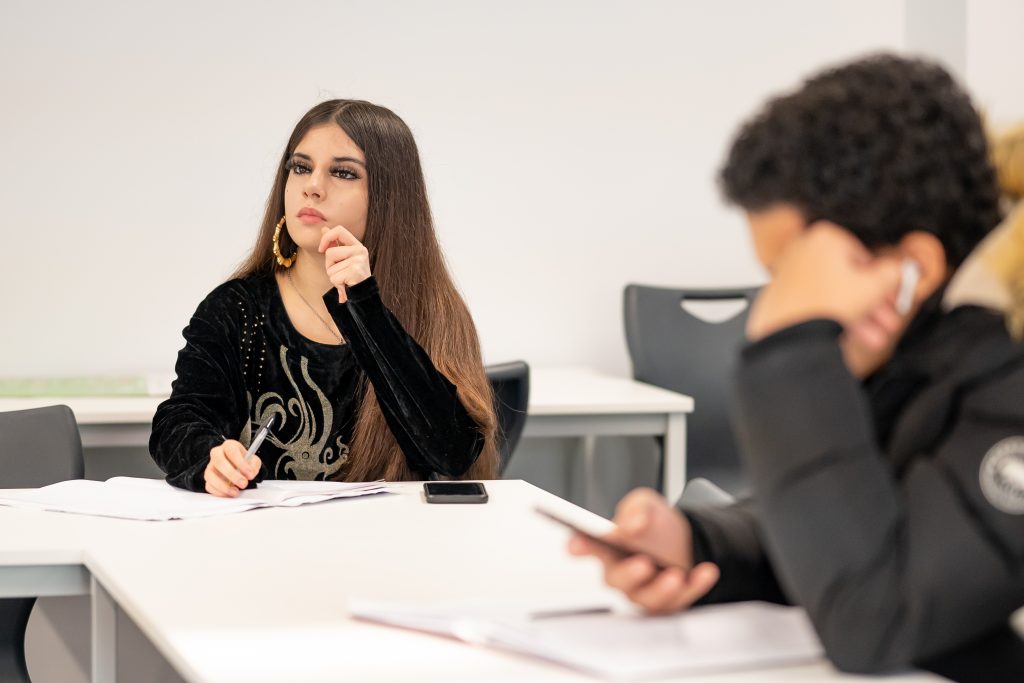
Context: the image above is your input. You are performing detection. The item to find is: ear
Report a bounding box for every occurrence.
[897,231,950,305]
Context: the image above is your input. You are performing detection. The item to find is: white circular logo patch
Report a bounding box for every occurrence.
[979,437,1024,515]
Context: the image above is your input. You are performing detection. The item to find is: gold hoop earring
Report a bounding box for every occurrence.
[272,216,295,268]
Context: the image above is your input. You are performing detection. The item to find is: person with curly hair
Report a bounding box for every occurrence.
[570,55,1024,681]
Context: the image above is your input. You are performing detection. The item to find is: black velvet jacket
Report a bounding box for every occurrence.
[150,274,484,491]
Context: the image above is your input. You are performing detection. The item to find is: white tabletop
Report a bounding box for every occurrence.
[0,395,164,424]
[0,367,693,425]
[0,481,939,683]
[528,367,693,415]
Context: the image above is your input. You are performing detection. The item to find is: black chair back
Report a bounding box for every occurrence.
[485,361,530,475]
[624,285,758,491]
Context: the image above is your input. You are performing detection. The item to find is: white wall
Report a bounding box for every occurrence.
[1,1,905,379]
[906,0,966,80]
[966,0,1024,128]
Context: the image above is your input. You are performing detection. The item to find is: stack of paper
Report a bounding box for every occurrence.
[0,477,386,521]
[349,599,823,681]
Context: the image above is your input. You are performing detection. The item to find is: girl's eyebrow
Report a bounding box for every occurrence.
[292,152,366,167]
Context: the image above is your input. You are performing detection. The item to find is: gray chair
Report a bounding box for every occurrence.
[624,285,759,496]
[677,477,737,507]
[485,361,530,475]
[0,405,84,683]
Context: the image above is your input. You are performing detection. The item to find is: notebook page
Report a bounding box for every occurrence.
[242,480,388,506]
[350,600,823,681]
[520,602,823,680]
[0,479,259,520]
[0,478,389,521]
[108,477,388,507]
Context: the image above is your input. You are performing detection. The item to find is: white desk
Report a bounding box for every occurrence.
[0,367,695,503]
[0,481,942,683]
[524,367,693,504]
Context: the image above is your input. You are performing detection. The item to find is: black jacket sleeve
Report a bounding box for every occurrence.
[679,499,789,606]
[732,319,1024,674]
[149,284,249,491]
[325,277,484,478]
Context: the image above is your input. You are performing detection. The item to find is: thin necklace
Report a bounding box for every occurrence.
[286,270,344,344]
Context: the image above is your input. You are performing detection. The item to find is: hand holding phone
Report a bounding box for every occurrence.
[544,487,721,615]
[535,506,683,571]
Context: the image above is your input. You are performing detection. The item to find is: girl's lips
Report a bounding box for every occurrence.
[298,213,325,225]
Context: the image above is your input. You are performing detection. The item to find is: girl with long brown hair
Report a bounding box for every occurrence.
[150,100,497,496]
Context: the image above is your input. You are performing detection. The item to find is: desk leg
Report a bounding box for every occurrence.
[663,414,687,505]
[581,435,598,512]
[91,576,116,683]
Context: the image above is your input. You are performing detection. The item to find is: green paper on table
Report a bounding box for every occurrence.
[0,376,155,397]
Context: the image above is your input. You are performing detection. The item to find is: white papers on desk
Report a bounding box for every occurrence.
[349,599,823,681]
[0,477,386,521]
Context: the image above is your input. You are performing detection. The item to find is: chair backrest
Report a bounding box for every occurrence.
[623,285,758,476]
[677,477,737,507]
[485,361,530,475]
[0,405,84,487]
[0,404,83,683]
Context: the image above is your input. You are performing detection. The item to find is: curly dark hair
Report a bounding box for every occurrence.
[719,54,1003,266]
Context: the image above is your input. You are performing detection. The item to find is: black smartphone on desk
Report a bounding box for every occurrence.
[423,481,488,504]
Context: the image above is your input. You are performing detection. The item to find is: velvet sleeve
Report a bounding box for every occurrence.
[324,277,484,478]
[149,283,250,491]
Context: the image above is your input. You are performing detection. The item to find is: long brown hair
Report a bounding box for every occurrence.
[233,100,498,480]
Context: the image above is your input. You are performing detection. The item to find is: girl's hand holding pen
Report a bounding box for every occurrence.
[319,225,372,304]
[204,440,261,498]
